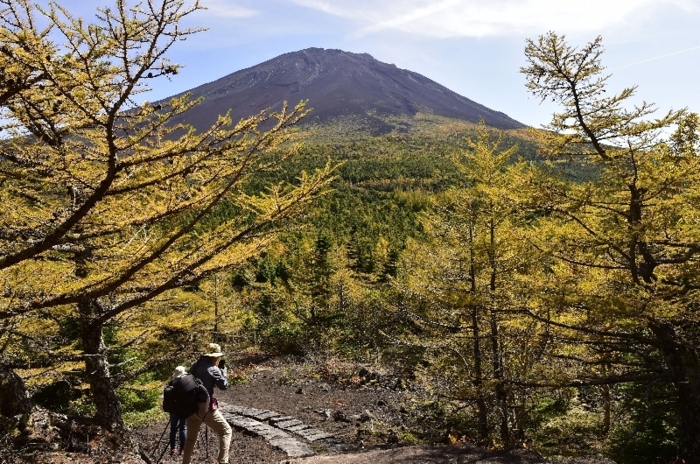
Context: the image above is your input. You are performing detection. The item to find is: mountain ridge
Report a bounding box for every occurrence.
[164,48,524,133]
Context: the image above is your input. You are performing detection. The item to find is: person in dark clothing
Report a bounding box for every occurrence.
[181,343,232,464]
[168,366,188,455]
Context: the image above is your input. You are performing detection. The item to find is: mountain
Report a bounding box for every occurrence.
[165,48,524,132]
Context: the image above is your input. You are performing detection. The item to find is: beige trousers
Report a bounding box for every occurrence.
[182,409,232,464]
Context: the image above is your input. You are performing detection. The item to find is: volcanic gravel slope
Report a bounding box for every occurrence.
[134,357,615,464]
[140,357,407,464]
[162,47,524,133]
[11,356,616,464]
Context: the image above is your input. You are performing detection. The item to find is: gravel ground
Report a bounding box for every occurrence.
[135,356,615,464]
[7,355,615,464]
[139,356,407,463]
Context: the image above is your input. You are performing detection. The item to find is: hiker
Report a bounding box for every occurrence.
[181,343,232,464]
[168,366,188,455]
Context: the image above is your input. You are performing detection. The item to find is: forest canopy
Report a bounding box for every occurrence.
[0,0,332,431]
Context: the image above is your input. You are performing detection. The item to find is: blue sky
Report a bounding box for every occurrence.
[54,0,700,127]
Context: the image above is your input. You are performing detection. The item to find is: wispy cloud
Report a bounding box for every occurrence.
[287,0,694,38]
[611,44,700,70]
[199,0,259,18]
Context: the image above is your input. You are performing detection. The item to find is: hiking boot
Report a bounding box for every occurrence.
[178,449,184,455]
[171,448,178,456]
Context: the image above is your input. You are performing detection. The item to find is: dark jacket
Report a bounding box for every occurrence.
[190,357,228,397]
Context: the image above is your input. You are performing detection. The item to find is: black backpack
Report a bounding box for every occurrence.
[163,373,209,418]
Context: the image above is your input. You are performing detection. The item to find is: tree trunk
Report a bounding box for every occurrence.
[80,300,124,431]
[468,224,488,442]
[490,307,510,445]
[488,222,509,445]
[649,321,700,464]
[0,365,31,418]
[676,372,700,464]
[214,272,220,334]
[471,304,489,442]
[602,383,611,435]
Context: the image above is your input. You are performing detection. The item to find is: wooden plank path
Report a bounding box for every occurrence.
[218,403,338,458]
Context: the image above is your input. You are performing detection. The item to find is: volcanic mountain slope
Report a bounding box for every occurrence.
[165,47,524,133]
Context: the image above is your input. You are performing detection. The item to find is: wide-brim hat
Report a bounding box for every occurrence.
[203,342,223,357]
[172,365,187,379]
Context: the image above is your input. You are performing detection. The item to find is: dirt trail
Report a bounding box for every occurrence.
[287,444,550,464]
[144,357,613,464]
[19,356,614,464]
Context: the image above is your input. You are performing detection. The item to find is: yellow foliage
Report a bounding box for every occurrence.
[0,0,334,428]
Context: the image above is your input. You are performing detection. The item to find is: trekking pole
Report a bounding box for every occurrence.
[196,423,204,451]
[153,418,171,464]
[192,409,209,461]
[205,426,209,461]
[194,423,209,460]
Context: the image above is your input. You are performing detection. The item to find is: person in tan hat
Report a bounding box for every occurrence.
[181,343,232,464]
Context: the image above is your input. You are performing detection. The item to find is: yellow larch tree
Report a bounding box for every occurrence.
[0,0,333,430]
[521,32,700,462]
[394,123,540,446]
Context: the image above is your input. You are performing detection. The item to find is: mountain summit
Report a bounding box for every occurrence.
[168,48,524,131]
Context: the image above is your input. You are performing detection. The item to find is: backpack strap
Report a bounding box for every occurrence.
[189,358,202,379]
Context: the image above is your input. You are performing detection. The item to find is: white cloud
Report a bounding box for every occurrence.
[287,0,691,38]
[199,0,259,18]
